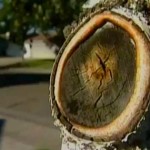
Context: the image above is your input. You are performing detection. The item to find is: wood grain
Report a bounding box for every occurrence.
[60,25,136,127]
[51,10,150,141]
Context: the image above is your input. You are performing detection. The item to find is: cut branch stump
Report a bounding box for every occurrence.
[50,0,150,149]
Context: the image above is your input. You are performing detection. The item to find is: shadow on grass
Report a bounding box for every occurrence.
[0,73,50,88]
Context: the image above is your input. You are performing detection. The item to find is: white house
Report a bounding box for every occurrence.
[24,34,59,59]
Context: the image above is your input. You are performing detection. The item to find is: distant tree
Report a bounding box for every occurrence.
[0,0,88,46]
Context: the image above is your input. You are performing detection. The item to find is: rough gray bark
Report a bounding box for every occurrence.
[64,0,150,39]
[50,0,150,149]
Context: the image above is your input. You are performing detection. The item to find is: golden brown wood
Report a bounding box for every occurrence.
[50,10,150,142]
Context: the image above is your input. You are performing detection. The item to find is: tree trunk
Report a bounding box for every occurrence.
[50,0,150,149]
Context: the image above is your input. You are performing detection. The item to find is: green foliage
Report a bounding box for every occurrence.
[1,59,55,69]
[0,0,87,45]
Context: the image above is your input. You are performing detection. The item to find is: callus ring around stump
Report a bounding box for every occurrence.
[50,8,150,142]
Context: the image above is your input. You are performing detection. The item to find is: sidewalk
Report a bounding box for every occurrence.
[0,109,61,150]
[0,57,23,67]
[0,81,61,150]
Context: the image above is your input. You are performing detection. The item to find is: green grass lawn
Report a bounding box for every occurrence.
[20,59,55,69]
[7,59,55,69]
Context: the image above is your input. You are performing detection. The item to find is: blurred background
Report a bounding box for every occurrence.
[0,0,99,149]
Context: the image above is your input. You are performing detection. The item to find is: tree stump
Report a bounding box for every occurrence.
[50,0,150,149]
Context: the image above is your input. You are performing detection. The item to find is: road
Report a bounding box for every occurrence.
[0,71,61,150]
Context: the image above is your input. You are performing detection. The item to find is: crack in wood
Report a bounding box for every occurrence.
[72,86,86,96]
[98,78,128,109]
[94,93,103,108]
[95,52,107,74]
[98,76,103,89]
